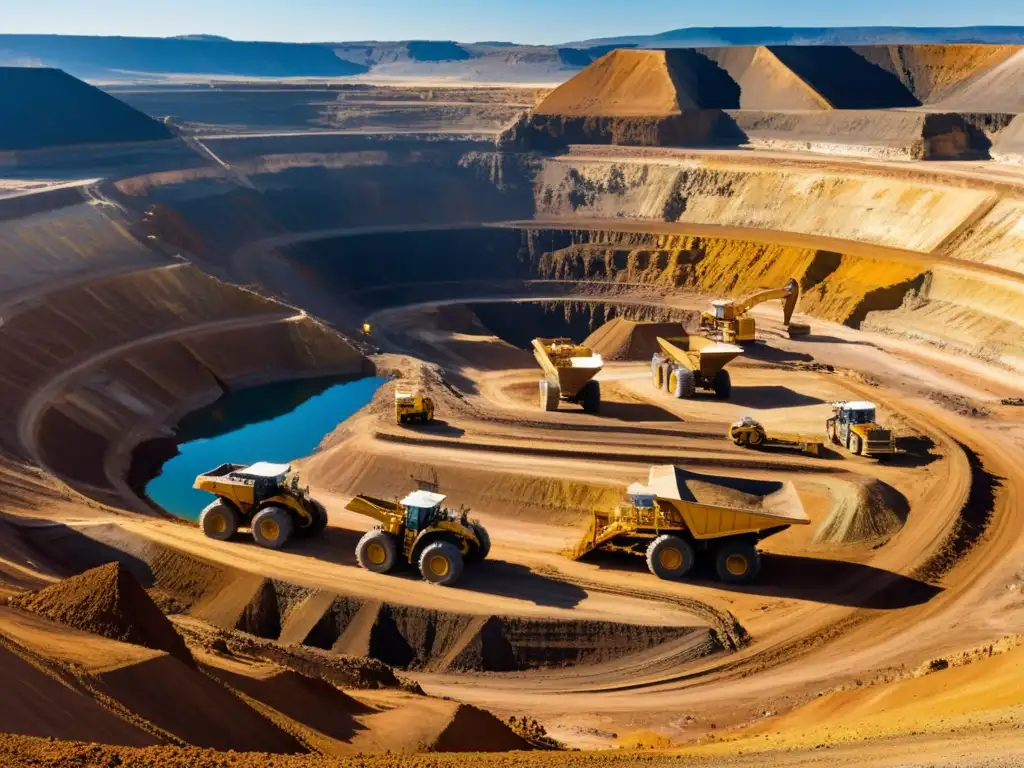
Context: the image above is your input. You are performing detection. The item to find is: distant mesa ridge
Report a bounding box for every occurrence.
[5,28,1024,81]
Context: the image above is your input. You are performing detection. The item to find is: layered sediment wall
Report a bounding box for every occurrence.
[0,187,365,508]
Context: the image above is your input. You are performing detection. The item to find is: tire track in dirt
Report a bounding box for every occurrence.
[372,432,843,476]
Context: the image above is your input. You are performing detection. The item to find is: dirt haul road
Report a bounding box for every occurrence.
[47,284,1023,755]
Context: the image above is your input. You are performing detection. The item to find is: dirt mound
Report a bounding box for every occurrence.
[0,67,172,150]
[650,466,808,522]
[584,318,688,361]
[14,562,193,666]
[535,48,742,117]
[815,478,910,545]
[856,45,1021,104]
[432,704,534,752]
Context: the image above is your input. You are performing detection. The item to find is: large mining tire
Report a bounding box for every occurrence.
[715,540,762,585]
[581,380,601,414]
[713,369,732,400]
[356,529,399,574]
[200,499,240,541]
[669,367,697,399]
[731,428,749,447]
[467,523,491,562]
[747,427,765,447]
[645,535,696,580]
[418,541,464,586]
[850,433,863,457]
[651,354,666,377]
[296,499,328,538]
[652,363,664,389]
[251,506,294,550]
[539,379,561,411]
[659,363,672,391]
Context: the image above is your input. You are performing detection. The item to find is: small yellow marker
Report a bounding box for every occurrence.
[362,322,372,335]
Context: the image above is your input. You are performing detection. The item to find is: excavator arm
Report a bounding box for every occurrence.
[728,279,800,323]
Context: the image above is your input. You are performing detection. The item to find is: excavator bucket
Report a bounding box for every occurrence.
[787,322,811,337]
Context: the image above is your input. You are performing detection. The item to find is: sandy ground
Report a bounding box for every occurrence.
[7,283,1020,763]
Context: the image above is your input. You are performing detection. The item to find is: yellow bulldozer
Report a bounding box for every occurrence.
[826,401,896,459]
[570,465,809,584]
[532,337,603,413]
[651,335,742,399]
[395,390,434,425]
[700,278,811,343]
[345,488,490,586]
[194,462,328,549]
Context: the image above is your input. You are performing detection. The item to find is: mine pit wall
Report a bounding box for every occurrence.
[26,521,714,674]
[110,135,1024,377]
[502,109,1014,161]
[0,187,366,512]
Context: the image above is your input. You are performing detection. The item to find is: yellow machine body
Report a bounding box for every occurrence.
[700,278,809,342]
[395,391,434,424]
[345,494,482,563]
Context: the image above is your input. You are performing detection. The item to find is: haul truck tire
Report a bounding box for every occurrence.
[200,499,240,541]
[357,529,399,574]
[669,367,696,399]
[713,369,732,400]
[581,380,601,414]
[747,427,764,446]
[296,499,328,538]
[419,541,464,586]
[467,523,491,562]
[851,433,863,456]
[251,506,294,550]
[646,535,695,580]
[715,540,762,584]
[539,379,560,411]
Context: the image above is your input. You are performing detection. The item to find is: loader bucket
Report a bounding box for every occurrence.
[568,514,599,560]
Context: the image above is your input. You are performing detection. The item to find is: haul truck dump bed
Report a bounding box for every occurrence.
[532,337,603,413]
[571,465,809,583]
[652,335,743,400]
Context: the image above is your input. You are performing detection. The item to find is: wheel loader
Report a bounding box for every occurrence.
[532,337,603,413]
[729,416,822,456]
[194,462,328,550]
[699,278,811,343]
[651,335,742,400]
[570,465,809,584]
[395,390,434,425]
[827,401,896,458]
[345,489,490,586]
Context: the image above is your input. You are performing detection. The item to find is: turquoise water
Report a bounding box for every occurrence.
[146,376,385,520]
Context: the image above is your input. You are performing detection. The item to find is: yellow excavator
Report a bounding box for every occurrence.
[700,278,810,344]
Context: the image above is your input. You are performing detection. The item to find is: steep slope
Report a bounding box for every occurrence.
[0,67,171,150]
[14,562,194,665]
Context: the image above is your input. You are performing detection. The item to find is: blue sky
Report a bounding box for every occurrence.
[3,0,1024,45]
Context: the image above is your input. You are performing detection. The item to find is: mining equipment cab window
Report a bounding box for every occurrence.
[406,505,435,531]
[846,408,876,425]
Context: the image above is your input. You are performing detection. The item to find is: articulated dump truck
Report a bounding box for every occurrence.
[532,337,603,413]
[651,335,742,400]
[570,465,810,584]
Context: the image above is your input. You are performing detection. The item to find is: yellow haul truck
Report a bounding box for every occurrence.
[395,390,435,425]
[571,465,810,584]
[651,335,742,400]
[700,278,811,343]
[729,416,822,456]
[532,337,603,413]
[345,490,490,586]
[827,401,896,459]
[194,462,328,549]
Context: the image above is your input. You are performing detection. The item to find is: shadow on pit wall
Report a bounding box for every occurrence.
[582,549,941,609]
[287,526,588,610]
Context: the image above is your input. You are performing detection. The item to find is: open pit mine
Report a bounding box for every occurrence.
[1,44,1024,768]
